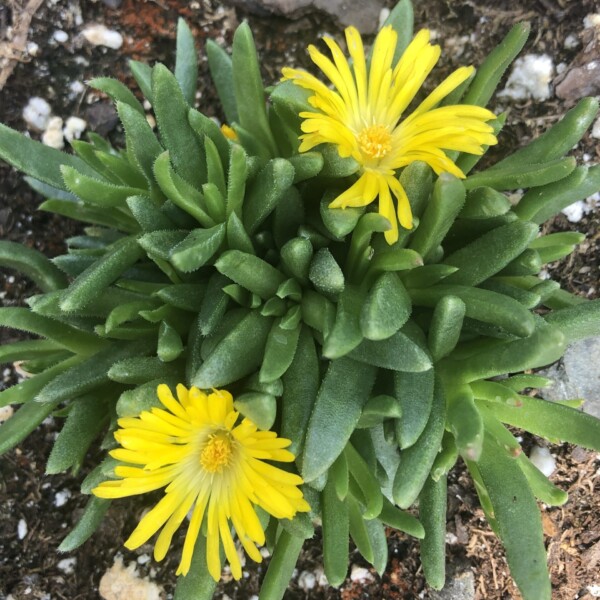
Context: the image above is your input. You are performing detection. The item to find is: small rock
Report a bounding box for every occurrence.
[430,570,475,600]
[63,116,87,143]
[297,570,316,591]
[26,41,40,56]
[588,584,600,597]
[564,34,580,50]
[85,102,119,136]
[57,557,77,575]
[136,554,150,565]
[23,97,52,131]
[499,54,554,101]
[101,0,123,7]
[592,116,600,139]
[349,564,374,584]
[584,14,600,30]
[17,519,28,540]
[225,0,385,34]
[314,565,328,587]
[82,24,123,50]
[42,116,65,150]
[529,446,556,477]
[540,337,600,419]
[54,489,72,507]
[0,405,14,423]
[99,557,162,600]
[69,81,86,98]
[53,30,69,43]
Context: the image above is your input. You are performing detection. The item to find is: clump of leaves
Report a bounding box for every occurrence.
[1,3,600,599]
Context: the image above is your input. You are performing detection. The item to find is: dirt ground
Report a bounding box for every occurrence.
[0,0,599,599]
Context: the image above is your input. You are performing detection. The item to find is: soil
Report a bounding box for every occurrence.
[1,0,599,599]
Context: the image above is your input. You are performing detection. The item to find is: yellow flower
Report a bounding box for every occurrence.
[93,384,309,581]
[282,26,498,244]
[220,123,238,141]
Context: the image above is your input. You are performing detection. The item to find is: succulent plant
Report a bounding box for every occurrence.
[1,3,600,599]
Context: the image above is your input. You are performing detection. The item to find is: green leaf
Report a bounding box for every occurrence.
[428,295,466,361]
[116,378,174,418]
[380,497,424,538]
[394,369,434,449]
[393,379,446,508]
[411,284,535,338]
[322,285,363,359]
[39,198,138,232]
[60,236,144,311]
[109,356,182,384]
[281,237,312,283]
[474,435,551,600]
[258,530,304,600]
[0,339,64,364]
[157,321,183,362]
[320,195,363,239]
[0,307,102,355]
[419,475,447,590]
[443,221,538,286]
[409,174,465,262]
[46,392,109,473]
[232,22,277,157]
[321,477,349,587]
[216,250,286,299]
[462,22,530,107]
[175,18,198,106]
[493,97,599,170]
[357,395,402,428]
[57,497,111,552]
[24,175,77,201]
[382,0,414,59]
[464,157,576,191]
[348,494,374,564]
[270,80,312,133]
[243,159,295,234]
[281,328,319,457]
[36,341,147,404]
[126,195,174,232]
[544,298,600,343]
[345,443,383,519]
[153,151,214,227]
[0,240,67,292]
[288,152,323,183]
[349,327,432,373]
[152,64,205,185]
[169,224,226,272]
[0,123,96,191]
[260,320,301,383]
[173,532,218,600]
[0,397,62,455]
[206,39,238,124]
[309,248,345,298]
[192,310,271,388]
[234,392,276,430]
[61,166,146,208]
[454,320,566,382]
[197,273,229,336]
[446,384,484,461]
[361,272,411,340]
[302,357,376,482]
[479,395,600,451]
[88,76,145,115]
[188,108,230,167]
[461,187,512,219]
[117,102,163,185]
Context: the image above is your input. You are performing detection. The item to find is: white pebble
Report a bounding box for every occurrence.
[82,24,123,50]
[378,8,390,30]
[564,34,579,50]
[499,54,554,101]
[529,446,556,477]
[57,557,77,574]
[23,97,52,131]
[42,116,64,150]
[350,564,374,584]
[69,80,85,96]
[17,518,28,540]
[99,556,162,600]
[53,30,68,43]
[591,116,600,140]
[583,14,600,29]
[297,570,316,591]
[63,116,87,143]
[26,41,40,56]
[54,489,72,507]
[561,194,598,223]
[259,546,270,559]
[588,584,600,597]
[314,565,328,587]
[0,405,14,423]
[137,554,151,565]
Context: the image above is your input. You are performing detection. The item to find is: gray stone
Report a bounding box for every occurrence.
[429,571,475,600]
[226,0,385,34]
[539,337,600,419]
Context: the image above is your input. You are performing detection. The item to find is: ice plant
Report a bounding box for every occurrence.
[94,384,308,580]
[282,26,498,243]
[1,4,600,600]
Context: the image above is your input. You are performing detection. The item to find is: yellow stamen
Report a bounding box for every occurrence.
[200,431,233,473]
[358,124,392,159]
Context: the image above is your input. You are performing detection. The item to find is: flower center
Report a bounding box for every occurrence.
[200,431,233,473]
[358,125,392,159]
